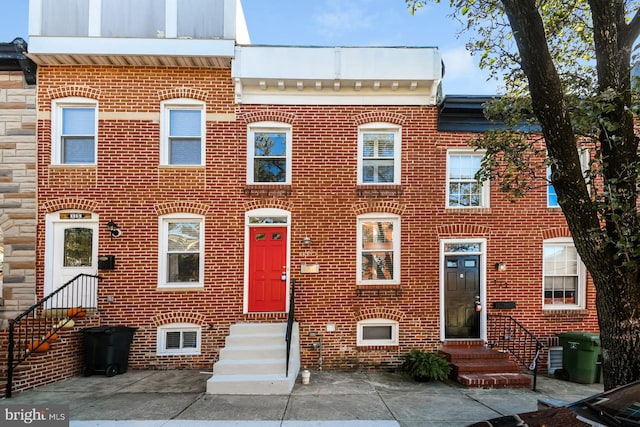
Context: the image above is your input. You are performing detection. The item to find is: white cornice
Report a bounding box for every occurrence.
[233,45,442,106]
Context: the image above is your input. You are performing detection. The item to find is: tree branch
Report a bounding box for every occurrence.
[626,9,640,45]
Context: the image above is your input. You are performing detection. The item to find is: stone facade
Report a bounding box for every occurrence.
[0,70,37,326]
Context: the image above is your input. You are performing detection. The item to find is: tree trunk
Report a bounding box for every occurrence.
[501,0,640,389]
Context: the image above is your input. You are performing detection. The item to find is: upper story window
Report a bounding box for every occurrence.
[52,98,97,165]
[446,150,489,208]
[543,238,586,309]
[158,214,204,288]
[161,100,205,166]
[548,149,590,208]
[357,213,400,285]
[358,123,401,185]
[247,122,292,184]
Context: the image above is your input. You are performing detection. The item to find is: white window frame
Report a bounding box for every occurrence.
[446,150,489,208]
[356,213,400,285]
[160,99,206,166]
[158,213,204,288]
[548,148,590,208]
[52,97,98,165]
[542,237,586,310]
[357,123,401,185]
[356,319,399,346]
[156,323,201,355]
[246,122,292,185]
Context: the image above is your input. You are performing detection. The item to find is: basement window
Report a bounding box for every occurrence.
[356,319,398,346]
[157,323,201,355]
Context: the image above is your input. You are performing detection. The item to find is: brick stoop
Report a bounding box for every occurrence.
[440,341,532,389]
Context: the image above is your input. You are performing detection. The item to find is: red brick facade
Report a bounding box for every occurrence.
[35,64,599,374]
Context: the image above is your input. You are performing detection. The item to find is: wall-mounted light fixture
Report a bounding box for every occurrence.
[301,236,313,246]
[106,220,122,239]
[494,262,508,287]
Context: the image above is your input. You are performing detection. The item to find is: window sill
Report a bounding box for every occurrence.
[156,285,204,292]
[156,351,201,356]
[542,308,588,317]
[159,165,205,169]
[356,185,404,197]
[48,164,96,169]
[444,207,492,214]
[356,345,399,352]
[243,184,292,197]
[356,285,402,297]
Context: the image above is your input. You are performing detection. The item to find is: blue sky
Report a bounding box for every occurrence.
[0,0,500,95]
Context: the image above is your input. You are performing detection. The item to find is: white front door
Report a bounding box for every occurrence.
[45,211,99,308]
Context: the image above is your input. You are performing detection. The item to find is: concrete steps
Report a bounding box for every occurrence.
[440,341,532,389]
[206,322,300,395]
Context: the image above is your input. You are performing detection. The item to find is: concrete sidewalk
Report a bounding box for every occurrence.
[3,370,604,427]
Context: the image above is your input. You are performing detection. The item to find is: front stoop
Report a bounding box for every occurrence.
[440,341,532,389]
[206,322,300,395]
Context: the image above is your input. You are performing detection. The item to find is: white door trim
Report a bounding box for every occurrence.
[44,211,99,302]
[439,238,487,342]
[243,208,291,314]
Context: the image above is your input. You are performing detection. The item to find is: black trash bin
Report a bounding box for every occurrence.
[82,326,137,377]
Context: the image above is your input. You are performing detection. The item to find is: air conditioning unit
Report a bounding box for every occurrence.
[547,346,563,375]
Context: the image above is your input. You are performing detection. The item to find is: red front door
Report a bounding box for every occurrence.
[248,227,287,312]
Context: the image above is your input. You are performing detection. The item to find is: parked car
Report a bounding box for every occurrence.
[468,380,640,427]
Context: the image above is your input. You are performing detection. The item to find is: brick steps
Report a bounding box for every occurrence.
[458,372,533,388]
[440,341,532,389]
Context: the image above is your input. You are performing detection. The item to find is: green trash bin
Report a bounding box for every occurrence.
[557,332,601,384]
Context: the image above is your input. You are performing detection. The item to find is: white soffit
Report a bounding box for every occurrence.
[27,37,235,67]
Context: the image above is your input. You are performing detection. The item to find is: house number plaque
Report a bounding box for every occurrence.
[60,212,91,220]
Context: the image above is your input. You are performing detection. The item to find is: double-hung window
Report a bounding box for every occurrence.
[247,122,292,184]
[358,123,401,184]
[357,214,400,284]
[446,150,489,208]
[543,238,586,309]
[156,323,201,355]
[52,98,97,165]
[158,214,204,288]
[161,100,205,165]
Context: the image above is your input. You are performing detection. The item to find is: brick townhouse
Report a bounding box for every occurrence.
[2,0,599,395]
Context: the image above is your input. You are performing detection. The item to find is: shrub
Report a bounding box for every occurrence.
[398,349,452,382]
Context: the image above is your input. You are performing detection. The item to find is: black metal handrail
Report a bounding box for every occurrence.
[487,314,544,391]
[285,278,296,377]
[6,273,101,398]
